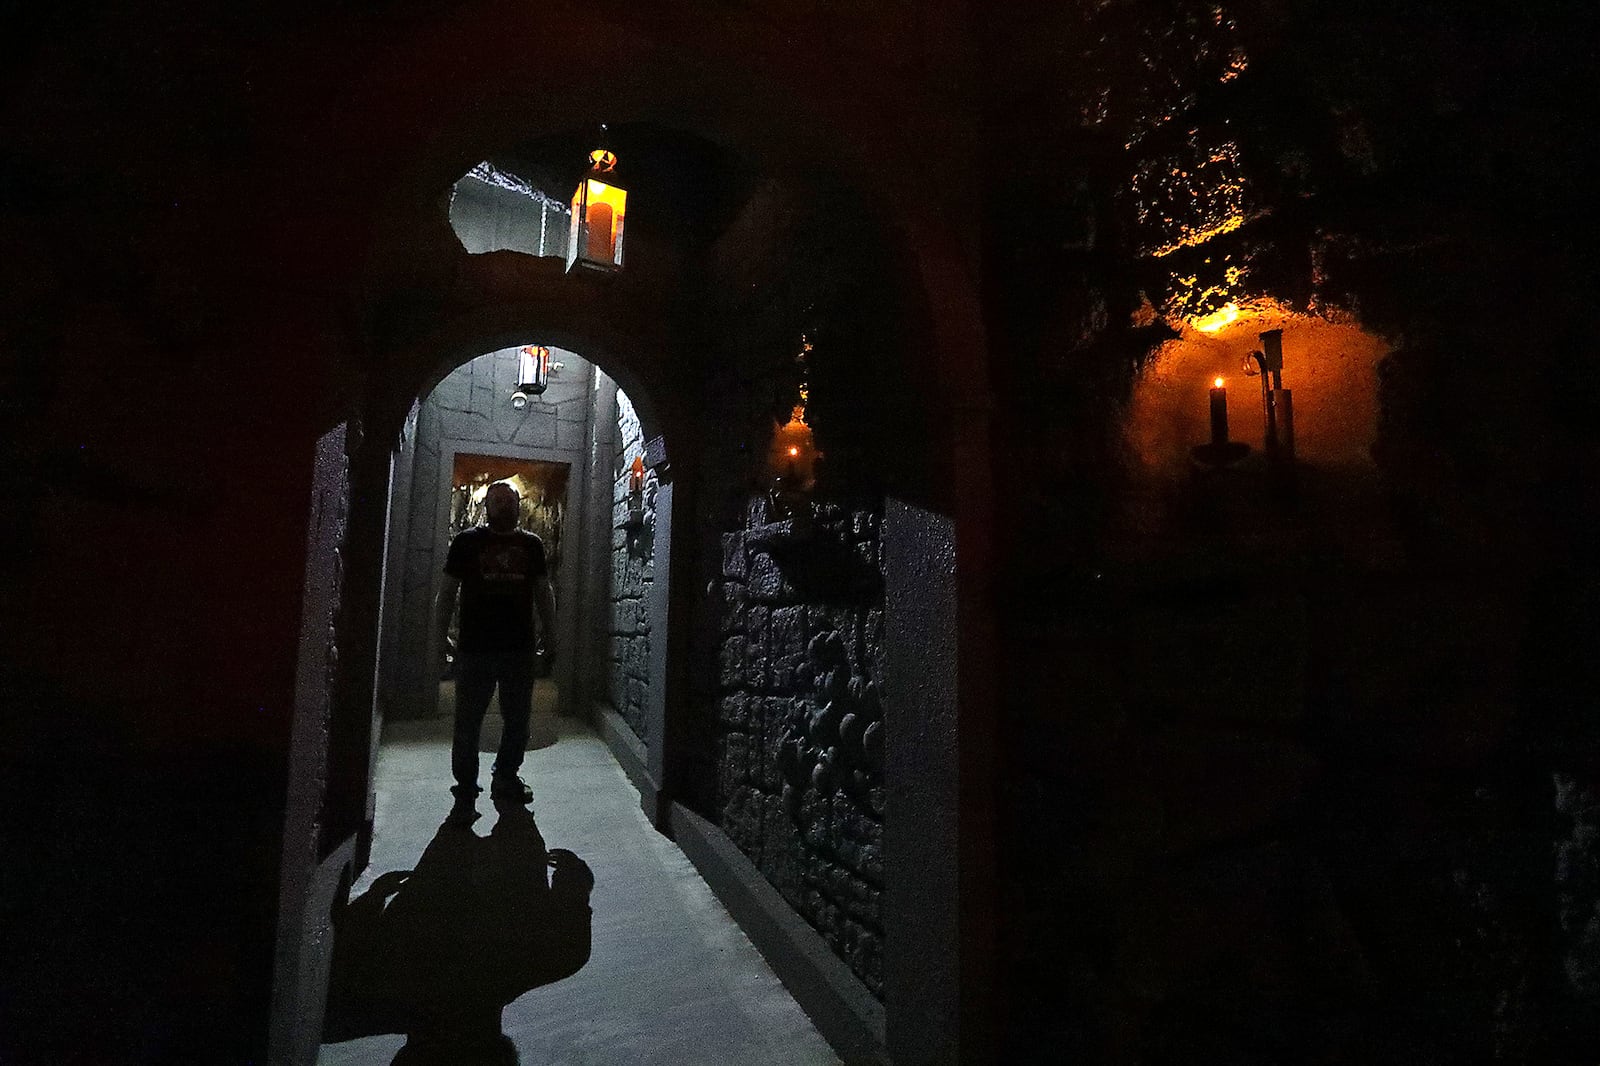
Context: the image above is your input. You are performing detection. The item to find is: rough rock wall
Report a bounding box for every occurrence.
[716,498,887,994]
[981,2,1600,1061]
[608,387,655,743]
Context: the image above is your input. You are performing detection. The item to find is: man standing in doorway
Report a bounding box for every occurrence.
[435,481,557,807]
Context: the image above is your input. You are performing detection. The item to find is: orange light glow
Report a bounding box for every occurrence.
[1191,303,1240,333]
[566,154,628,271]
[1213,377,1225,388]
[788,446,799,457]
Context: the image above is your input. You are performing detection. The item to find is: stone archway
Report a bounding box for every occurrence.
[272,22,998,1057]
[370,303,683,812]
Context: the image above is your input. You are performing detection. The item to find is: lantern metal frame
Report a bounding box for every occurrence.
[514,345,551,399]
[565,132,627,274]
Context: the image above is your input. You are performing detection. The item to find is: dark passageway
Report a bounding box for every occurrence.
[5,1,1596,1064]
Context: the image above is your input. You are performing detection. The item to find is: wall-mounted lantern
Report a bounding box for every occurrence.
[767,335,821,519]
[510,345,551,411]
[624,455,647,529]
[566,130,627,273]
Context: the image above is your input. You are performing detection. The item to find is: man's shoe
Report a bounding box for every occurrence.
[490,774,533,804]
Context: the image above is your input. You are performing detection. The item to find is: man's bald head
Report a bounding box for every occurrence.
[485,482,520,532]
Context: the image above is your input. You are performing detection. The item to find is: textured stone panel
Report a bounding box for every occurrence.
[713,496,888,994]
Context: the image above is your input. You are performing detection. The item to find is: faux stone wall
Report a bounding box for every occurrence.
[685,176,905,998]
[608,387,655,743]
[716,497,887,995]
[384,346,593,719]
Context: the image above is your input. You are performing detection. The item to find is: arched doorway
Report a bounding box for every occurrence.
[274,93,994,1064]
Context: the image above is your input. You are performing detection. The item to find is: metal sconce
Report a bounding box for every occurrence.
[623,455,647,530]
[1244,328,1295,463]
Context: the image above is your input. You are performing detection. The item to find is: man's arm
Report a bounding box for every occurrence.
[435,574,461,660]
[533,575,557,659]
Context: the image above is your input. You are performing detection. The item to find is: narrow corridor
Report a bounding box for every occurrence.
[318,710,839,1066]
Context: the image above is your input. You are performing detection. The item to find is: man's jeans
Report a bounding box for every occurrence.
[453,651,535,791]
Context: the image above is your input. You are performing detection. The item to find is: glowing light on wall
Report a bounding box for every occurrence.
[1191,303,1241,333]
[770,335,821,497]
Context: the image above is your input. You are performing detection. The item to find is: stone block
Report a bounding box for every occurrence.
[759,700,789,792]
[719,731,751,800]
[556,416,585,451]
[745,493,771,528]
[719,636,748,690]
[722,532,748,580]
[745,604,769,642]
[748,552,794,604]
[718,692,751,727]
[625,638,648,680]
[768,605,808,688]
[511,413,558,449]
[769,604,808,655]
[741,647,768,694]
[721,786,764,858]
[761,798,803,905]
[628,555,650,597]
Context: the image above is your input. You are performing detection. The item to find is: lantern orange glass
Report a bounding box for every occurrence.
[516,345,550,396]
[566,148,627,273]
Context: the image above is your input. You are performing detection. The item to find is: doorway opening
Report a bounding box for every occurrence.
[439,452,571,746]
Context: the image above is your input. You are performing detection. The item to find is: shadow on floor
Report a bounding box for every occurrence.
[323,800,593,1065]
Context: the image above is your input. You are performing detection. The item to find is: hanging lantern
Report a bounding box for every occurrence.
[566,136,627,273]
[513,345,550,409]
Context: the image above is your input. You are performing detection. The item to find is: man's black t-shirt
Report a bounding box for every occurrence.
[444,526,548,654]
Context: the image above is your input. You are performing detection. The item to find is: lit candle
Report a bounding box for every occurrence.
[1209,376,1230,445]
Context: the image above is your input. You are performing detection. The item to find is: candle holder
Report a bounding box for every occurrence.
[1244,329,1295,465]
[1191,375,1251,467]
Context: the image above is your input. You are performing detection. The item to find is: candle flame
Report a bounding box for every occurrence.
[788,446,799,457]
[1214,376,1225,388]
[1192,303,1240,333]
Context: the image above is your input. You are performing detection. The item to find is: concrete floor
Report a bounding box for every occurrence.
[318,695,839,1066]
